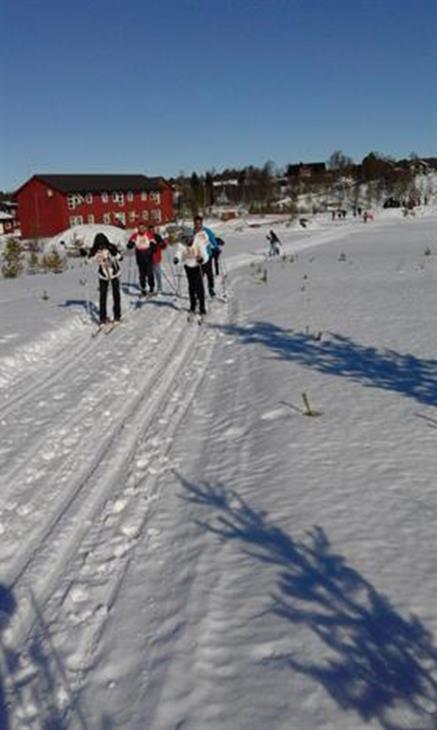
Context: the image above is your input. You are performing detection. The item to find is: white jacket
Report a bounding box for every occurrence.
[174,231,209,268]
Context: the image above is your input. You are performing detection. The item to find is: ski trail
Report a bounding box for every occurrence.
[1,292,229,728]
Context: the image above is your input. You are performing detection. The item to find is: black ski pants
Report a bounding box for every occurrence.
[185,265,206,314]
[211,249,221,275]
[136,251,155,293]
[99,277,121,323]
[201,258,215,295]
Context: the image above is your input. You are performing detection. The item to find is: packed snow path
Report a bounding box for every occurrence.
[0,287,231,728]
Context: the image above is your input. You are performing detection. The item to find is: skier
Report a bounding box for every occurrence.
[151,228,167,294]
[211,236,225,275]
[193,215,219,297]
[266,229,281,256]
[81,233,123,325]
[127,222,156,295]
[173,227,209,317]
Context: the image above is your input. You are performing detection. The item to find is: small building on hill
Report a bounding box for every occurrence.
[15,174,174,239]
[0,200,19,235]
[286,162,326,181]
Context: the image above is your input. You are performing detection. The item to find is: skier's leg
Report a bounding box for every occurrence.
[154,264,162,292]
[203,259,215,296]
[99,279,109,323]
[214,251,220,276]
[112,278,121,320]
[137,254,146,293]
[196,267,206,314]
[185,266,196,312]
[147,259,155,293]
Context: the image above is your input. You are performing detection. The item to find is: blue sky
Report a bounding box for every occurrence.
[1,0,435,191]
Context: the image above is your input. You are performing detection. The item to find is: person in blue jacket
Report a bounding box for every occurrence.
[193,215,219,297]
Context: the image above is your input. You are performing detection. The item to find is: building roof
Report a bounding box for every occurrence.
[16,174,171,195]
[287,162,326,173]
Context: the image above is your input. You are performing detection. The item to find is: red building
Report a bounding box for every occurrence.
[15,174,174,239]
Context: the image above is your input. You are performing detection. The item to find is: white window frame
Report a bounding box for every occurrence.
[128,211,136,223]
[112,191,124,205]
[67,193,77,210]
[127,191,134,202]
[69,215,83,226]
[87,214,95,224]
[85,193,93,204]
[103,213,111,224]
[101,192,109,203]
[150,191,161,204]
[151,209,162,223]
[141,191,148,201]
[141,210,149,221]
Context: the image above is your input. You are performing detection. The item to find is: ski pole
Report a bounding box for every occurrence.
[161,267,178,295]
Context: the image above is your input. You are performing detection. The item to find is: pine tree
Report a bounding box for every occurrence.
[43,248,67,273]
[1,238,24,278]
[27,249,40,274]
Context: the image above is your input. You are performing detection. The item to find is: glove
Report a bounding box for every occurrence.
[196,256,204,264]
[173,257,179,265]
[79,248,87,257]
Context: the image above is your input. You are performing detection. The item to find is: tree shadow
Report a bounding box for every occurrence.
[212,321,437,406]
[179,477,437,729]
[1,589,111,729]
[0,584,16,730]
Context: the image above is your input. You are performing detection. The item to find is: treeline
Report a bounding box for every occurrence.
[170,151,437,216]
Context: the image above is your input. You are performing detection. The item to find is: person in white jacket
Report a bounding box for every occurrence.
[173,229,209,315]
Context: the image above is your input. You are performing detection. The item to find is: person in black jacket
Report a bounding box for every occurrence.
[82,233,123,324]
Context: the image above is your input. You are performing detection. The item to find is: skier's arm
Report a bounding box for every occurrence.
[173,243,185,265]
[108,242,123,260]
[204,226,219,250]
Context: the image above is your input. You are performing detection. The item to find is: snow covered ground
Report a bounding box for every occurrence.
[1,208,437,729]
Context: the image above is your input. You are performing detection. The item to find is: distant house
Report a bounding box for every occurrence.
[15,174,174,239]
[287,162,326,181]
[0,212,14,235]
[0,200,19,235]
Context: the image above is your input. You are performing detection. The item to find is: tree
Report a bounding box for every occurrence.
[42,248,67,273]
[190,172,204,215]
[328,150,353,171]
[27,249,40,274]
[1,238,24,278]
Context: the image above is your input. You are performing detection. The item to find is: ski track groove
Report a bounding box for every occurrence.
[5,311,195,632]
[0,324,98,419]
[1,283,230,727]
[4,296,227,647]
[0,309,178,491]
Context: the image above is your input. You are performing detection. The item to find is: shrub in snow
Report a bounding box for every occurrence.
[43,248,68,274]
[1,237,24,278]
[424,246,431,256]
[27,250,41,274]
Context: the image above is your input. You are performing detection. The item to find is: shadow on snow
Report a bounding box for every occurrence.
[0,587,112,729]
[179,477,437,730]
[211,321,437,406]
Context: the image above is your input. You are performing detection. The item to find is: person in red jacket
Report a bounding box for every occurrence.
[151,227,167,294]
[127,222,156,295]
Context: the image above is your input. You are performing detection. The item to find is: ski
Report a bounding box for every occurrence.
[92,320,120,337]
[186,312,205,325]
